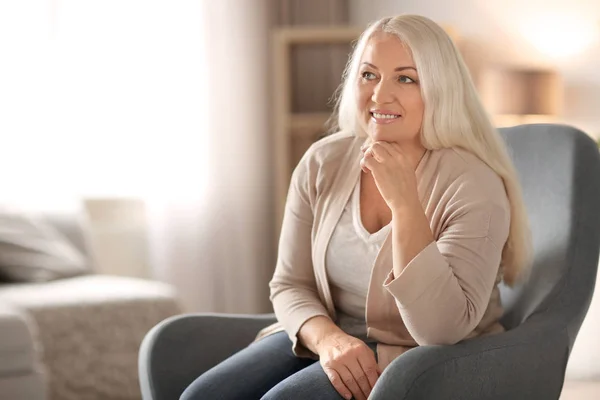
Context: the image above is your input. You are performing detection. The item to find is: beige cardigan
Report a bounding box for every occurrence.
[256,131,510,370]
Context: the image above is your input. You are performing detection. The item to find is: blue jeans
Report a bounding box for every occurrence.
[180,331,376,400]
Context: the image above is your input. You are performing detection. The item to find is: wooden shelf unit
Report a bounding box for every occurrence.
[289,112,332,132]
[272,26,362,237]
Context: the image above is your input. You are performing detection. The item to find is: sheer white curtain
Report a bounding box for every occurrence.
[147,0,274,313]
[0,0,274,313]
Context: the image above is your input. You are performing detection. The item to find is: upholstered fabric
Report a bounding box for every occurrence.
[139,314,279,400]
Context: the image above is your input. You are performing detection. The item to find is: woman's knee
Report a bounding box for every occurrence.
[261,362,343,400]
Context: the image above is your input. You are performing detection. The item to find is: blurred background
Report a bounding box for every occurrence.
[0,0,599,399]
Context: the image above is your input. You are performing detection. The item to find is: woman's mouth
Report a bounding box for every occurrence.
[370,111,401,124]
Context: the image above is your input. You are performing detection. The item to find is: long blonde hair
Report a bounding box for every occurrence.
[330,15,533,286]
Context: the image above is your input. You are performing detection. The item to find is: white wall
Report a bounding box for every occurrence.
[0,0,210,210]
[349,0,600,138]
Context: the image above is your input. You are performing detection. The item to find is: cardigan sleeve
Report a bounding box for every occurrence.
[269,151,329,358]
[383,178,511,346]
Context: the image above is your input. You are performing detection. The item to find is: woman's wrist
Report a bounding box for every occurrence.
[390,195,421,217]
[298,315,344,355]
[314,329,347,354]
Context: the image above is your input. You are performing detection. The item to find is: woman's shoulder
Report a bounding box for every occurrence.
[432,147,501,180]
[297,131,359,174]
[290,131,358,195]
[305,131,357,162]
[430,147,507,204]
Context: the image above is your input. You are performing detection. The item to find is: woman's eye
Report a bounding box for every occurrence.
[398,75,416,84]
[361,71,376,80]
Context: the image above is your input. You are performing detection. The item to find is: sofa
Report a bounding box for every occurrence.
[0,211,182,400]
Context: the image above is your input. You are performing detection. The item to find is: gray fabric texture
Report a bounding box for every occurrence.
[139,313,278,400]
[138,124,600,400]
[370,316,568,399]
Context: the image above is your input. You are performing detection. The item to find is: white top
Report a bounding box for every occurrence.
[325,174,391,342]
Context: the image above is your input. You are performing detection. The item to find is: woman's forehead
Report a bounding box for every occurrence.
[360,32,415,68]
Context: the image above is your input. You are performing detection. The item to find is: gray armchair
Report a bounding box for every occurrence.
[139,124,600,400]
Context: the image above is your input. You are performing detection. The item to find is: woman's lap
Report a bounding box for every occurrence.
[179,331,344,400]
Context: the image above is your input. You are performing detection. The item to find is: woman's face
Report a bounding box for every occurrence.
[355,32,424,146]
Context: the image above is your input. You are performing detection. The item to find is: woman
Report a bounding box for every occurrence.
[180,14,532,400]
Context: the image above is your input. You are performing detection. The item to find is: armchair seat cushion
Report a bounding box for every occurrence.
[0,275,182,400]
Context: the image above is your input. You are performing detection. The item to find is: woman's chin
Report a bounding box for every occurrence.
[368,129,394,143]
[367,127,416,145]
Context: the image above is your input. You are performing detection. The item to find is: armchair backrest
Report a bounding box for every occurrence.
[498,124,600,350]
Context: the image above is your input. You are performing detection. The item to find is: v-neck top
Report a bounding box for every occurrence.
[326,174,390,342]
[257,131,509,370]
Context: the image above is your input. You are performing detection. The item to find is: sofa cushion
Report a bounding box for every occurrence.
[0,207,89,283]
[0,301,40,375]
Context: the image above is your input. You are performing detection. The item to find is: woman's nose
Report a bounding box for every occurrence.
[371,80,395,104]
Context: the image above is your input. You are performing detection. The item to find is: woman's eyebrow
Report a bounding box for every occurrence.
[361,62,417,72]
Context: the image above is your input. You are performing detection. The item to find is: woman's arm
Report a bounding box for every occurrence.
[385,190,509,346]
[389,200,435,277]
[361,141,510,346]
[297,315,345,354]
[269,151,330,357]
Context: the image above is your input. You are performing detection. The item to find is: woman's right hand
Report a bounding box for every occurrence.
[316,332,381,400]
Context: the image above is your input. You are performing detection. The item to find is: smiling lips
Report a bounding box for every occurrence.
[370,110,401,124]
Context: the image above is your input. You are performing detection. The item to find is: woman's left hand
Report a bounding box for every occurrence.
[360,141,420,211]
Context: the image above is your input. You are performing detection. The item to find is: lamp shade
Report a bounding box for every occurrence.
[480,68,562,117]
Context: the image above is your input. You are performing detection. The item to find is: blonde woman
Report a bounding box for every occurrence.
[180,14,532,400]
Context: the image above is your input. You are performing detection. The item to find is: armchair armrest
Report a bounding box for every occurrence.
[371,317,569,400]
[139,312,276,400]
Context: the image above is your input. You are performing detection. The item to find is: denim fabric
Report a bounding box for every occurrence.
[180,331,376,400]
